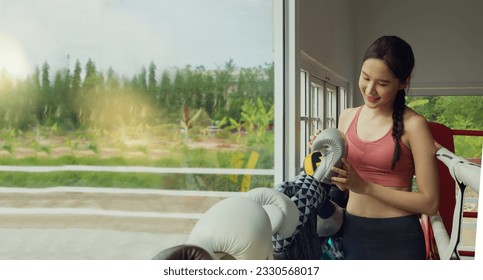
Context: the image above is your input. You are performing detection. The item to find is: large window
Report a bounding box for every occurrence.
[0,0,284,260]
[0,0,279,192]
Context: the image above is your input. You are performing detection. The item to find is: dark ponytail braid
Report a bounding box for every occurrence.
[391,89,406,170]
[363,35,414,170]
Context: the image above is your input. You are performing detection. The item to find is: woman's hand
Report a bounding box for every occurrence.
[331,158,370,194]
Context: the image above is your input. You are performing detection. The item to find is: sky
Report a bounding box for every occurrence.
[0,0,273,79]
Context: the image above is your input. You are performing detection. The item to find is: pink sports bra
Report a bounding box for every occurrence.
[346,106,415,187]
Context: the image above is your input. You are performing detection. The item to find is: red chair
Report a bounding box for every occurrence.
[428,122,456,235]
[422,122,480,259]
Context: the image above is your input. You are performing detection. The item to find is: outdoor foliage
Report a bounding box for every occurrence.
[407,96,482,158]
[0,59,274,132]
[0,59,275,190]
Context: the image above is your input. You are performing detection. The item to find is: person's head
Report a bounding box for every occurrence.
[359,35,415,169]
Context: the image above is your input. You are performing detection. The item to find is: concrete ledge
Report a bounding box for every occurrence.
[0,214,198,234]
[0,187,232,259]
[0,228,188,260]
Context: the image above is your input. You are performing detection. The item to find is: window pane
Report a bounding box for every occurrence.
[301,70,308,116]
[339,87,347,114]
[0,0,276,191]
[300,70,308,158]
[325,84,337,128]
[311,82,323,131]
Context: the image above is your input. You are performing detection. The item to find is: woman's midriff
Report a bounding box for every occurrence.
[345,186,413,218]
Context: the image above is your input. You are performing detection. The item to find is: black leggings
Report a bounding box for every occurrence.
[342,212,426,260]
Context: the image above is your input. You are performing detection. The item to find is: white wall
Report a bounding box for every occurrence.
[353,0,483,103]
[297,0,483,106]
[298,0,355,88]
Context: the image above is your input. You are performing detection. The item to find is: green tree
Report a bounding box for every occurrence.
[69,60,83,128]
[135,66,148,93]
[147,62,158,104]
[185,66,205,110]
[168,69,185,120]
[105,67,120,91]
[71,60,82,95]
[159,70,171,109]
[407,95,482,158]
[39,61,51,124]
[259,62,274,104]
[51,68,72,128]
[82,58,100,94]
[203,74,216,118]
[213,59,235,120]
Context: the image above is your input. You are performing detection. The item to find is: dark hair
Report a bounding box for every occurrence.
[362,35,415,169]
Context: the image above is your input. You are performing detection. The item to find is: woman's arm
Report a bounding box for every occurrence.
[406,114,440,214]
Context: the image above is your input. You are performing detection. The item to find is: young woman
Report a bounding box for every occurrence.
[314,36,440,259]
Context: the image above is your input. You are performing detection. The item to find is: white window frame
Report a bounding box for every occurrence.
[286,50,351,176]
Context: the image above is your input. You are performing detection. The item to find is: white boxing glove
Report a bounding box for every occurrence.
[311,128,348,185]
[187,196,273,260]
[436,147,481,193]
[245,187,299,239]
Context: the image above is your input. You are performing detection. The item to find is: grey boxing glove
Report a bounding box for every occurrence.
[316,199,344,237]
[311,128,348,185]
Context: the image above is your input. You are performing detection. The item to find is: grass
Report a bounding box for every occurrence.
[0,127,275,191]
[0,169,274,191]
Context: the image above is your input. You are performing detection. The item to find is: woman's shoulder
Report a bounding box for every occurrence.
[403,106,429,131]
[339,106,361,132]
[403,106,435,148]
[403,107,439,155]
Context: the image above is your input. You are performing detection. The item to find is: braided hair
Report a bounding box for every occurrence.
[362,36,415,169]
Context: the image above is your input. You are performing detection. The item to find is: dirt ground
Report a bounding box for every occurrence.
[4,137,242,160]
